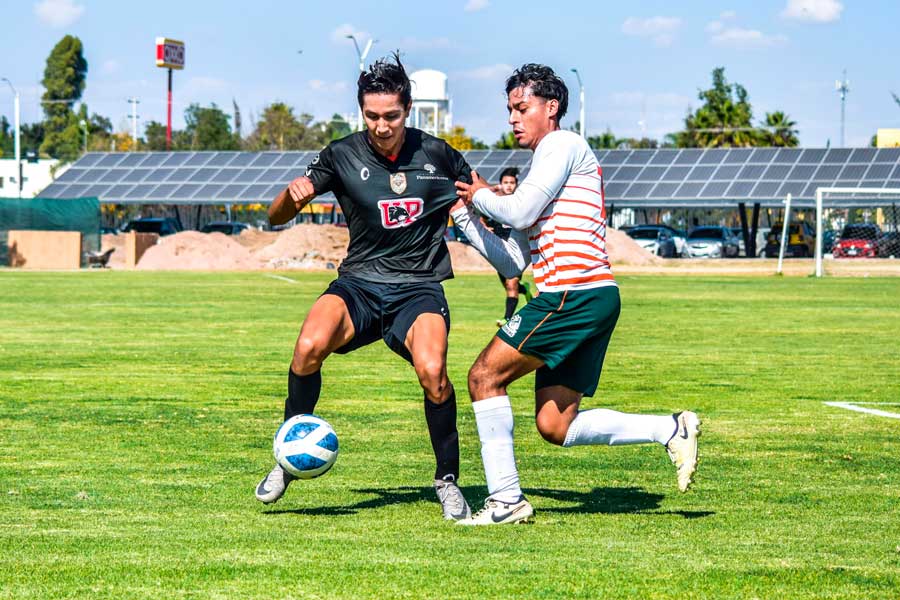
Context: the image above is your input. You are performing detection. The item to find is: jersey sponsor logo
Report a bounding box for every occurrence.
[501,314,521,336]
[378,198,423,229]
[424,163,436,174]
[390,172,407,194]
[360,167,370,181]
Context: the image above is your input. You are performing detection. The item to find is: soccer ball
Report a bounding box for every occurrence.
[273,414,339,479]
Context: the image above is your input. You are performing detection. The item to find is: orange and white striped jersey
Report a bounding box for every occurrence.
[466,130,615,293]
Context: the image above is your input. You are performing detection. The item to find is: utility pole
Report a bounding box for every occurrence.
[835,69,850,147]
[1,78,21,198]
[570,68,585,138]
[347,34,376,132]
[127,97,140,150]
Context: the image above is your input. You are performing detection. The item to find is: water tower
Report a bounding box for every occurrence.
[408,69,452,136]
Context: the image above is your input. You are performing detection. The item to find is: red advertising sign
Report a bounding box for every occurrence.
[155,37,185,70]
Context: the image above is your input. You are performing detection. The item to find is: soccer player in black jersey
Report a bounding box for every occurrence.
[255,53,472,520]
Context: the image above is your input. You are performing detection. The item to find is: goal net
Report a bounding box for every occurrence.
[815,187,900,277]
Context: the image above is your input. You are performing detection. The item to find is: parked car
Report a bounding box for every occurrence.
[627,226,678,258]
[833,224,883,258]
[729,227,768,257]
[201,221,250,235]
[686,226,740,258]
[877,231,900,258]
[764,222,816,258]
[121,217,182,236]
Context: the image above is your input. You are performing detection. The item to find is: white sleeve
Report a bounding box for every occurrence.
[472,134,577,229]
[450,205,530,279]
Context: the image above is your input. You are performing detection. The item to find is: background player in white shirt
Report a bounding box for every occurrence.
[452,64,701,525]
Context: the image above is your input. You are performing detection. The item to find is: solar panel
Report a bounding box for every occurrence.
[37,147,900,207]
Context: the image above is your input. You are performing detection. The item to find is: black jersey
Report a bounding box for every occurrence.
[305,129,472,283]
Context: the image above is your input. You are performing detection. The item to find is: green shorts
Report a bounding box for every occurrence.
[496,285,620,396]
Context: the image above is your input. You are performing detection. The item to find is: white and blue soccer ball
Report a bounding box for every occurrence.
[273,414,339,479]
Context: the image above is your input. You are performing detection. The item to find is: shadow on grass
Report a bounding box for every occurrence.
[264,485,714,519]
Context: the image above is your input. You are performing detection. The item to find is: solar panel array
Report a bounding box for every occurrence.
[38,147,900,207]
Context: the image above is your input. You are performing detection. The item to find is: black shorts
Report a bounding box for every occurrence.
[323,276,451,364]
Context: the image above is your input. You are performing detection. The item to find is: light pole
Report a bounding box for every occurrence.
[570,68,585,139]
[346,34,376,132]
[835,69,850,147]
[79,119,88,153]
[1,77,21,198]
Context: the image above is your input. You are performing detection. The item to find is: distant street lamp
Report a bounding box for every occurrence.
[79,119,88,153]
[346,34,376,132]
[570,68,585,139]
[1,77,21,198]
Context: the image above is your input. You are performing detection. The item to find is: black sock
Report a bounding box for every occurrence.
[424,387,460,481]
[284,368,321,420]
[504,297,518,320]
[518,282,528,296]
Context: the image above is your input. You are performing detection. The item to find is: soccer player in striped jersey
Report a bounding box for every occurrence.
[451,64,700,525]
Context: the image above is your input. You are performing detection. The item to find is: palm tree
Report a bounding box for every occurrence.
[764,111,799,147]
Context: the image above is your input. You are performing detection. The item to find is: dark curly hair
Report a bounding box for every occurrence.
[505,63,568,121]
[499,167,519,181]
[357,51,412,108]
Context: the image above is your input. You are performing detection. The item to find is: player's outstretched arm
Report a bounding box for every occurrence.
[268,176,317,226]
[450,201,529,279]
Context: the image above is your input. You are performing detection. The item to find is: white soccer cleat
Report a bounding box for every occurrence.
[255,463,295,504]
[495,318,507,328]
[666,411,701,492]
[434,476,471,521]
[456,496,534,526]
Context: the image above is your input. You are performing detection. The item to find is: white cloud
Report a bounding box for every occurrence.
[781,0,843,22]
[621,16,683,47]
[309,80,348,93]
[34,0,85,28]
[330,23,371,45]
[719,10,737,19]
[710,27,789,48]
[464,0,489,12]
[455,63,513,81]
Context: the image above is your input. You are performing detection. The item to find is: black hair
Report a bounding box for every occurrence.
[505,63,568,121]
[499,167,519,181]
[357,51,412,108]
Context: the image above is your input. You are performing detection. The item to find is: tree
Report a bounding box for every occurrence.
[183,103,240,150]
[40,35,88,161]
[0,116,12,158]
[144,121,169,151]
[440,126,488,150]
[245,102,304,150]
[492,131,518,149]
[762,111,799,147]
[322,113,353,143]
[586,128,619,149]
[676,67,756,148]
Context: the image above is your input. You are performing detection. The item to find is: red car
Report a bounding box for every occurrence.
[833,224,882,258]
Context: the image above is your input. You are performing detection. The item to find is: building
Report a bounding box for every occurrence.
[408,69,452,136]
[0,158,64,198]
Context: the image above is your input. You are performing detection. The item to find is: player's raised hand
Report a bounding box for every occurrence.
[288,176,316,209]
[455,170,491,205]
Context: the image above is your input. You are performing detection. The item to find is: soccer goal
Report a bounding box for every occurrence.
[814,187,900,277]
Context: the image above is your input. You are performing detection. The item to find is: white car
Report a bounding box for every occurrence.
[687,226,741,258]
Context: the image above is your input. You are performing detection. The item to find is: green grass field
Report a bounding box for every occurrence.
[2,271,899,599]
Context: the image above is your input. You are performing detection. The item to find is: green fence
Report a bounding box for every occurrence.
[0,197,100,266]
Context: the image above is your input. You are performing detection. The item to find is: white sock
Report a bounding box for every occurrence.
[472,396,522,503]
[562,409,676,447]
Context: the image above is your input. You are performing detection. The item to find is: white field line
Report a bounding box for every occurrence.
[824,402,900,420]
[265,274,298,284]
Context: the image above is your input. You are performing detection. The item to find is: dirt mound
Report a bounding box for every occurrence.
[100,223,658,272]
[606,228,663,265]
[448,241,493,271]
[136,231,257,270]
[252,225,348,270]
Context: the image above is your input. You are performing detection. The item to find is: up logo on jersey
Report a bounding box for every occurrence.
[378,198,424,229]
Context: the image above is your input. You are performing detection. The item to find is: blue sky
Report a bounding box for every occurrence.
[1,0,898,147]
